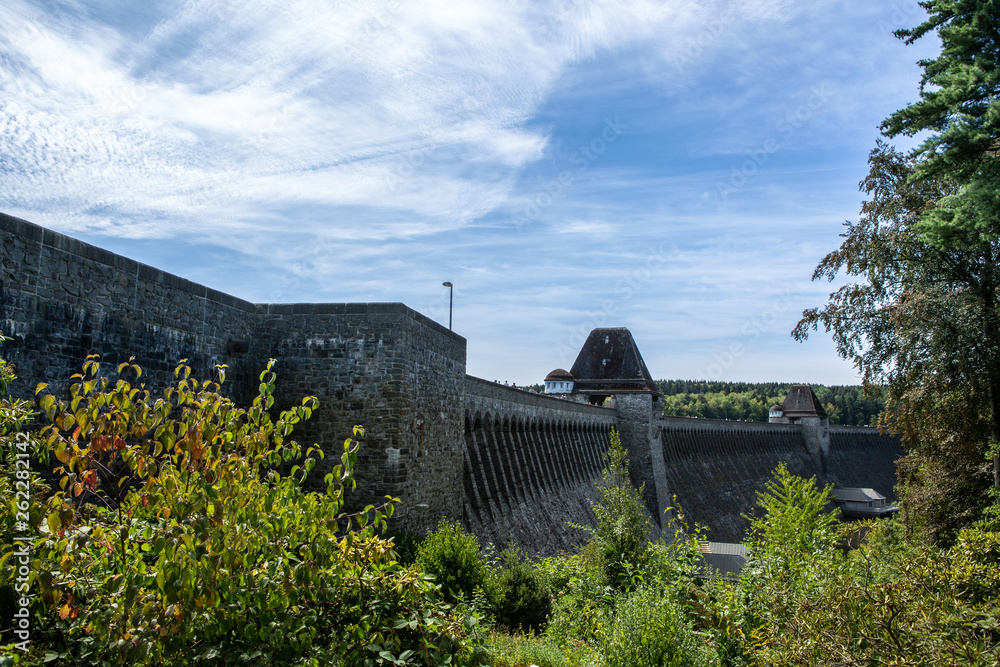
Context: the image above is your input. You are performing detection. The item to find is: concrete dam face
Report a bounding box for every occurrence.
[1,212,901,552]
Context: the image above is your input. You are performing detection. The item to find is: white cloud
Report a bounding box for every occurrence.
[0,0,925,385]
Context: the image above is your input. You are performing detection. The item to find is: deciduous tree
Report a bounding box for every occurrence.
[794,142,997,542]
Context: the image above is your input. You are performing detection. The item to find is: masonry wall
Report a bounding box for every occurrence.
[256,304,466,531]
[659,417,820,543]
[463,376,616,554]
[659,417,903,542]
[0,213,467,534]
[614,393,671,532]
[826,426,903,498]
[0,212,259,403]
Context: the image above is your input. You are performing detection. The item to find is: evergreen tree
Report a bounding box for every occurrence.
[881,2,1000,488]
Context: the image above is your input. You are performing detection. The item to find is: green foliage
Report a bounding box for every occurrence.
[882,0,1000,245]
[10,356,485,666]
[894,380,993,545]
[484,544,551,635]
[795,141,999,537]
[387,529,424,566]
[538,549,613,653]
[736,467,1000,665]
[602,584,720,667]
[740,463,839,645]
[746,521,1000,666]
[655,381,885,426]
[415,519,489,605]
[745,462,838,560]
[577,428,651,590]
[483,631,583,667]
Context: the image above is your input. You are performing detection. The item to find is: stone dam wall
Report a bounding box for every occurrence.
[659,417,903,543]
[659,417,822,542]
[0,212,466,532]
[0,212,260,405]
[826,426,902,497]
[463,376,615,553]
[1,212,904,551]
[252,303,466,530]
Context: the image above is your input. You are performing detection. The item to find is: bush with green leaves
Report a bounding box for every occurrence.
[415,519,489,605]
[739,462,839,640]
[576,428,652,590]
[745,520,1000,665]
[538,549,613,653]
[3,356,486,666]
[603,584,720,667]
[484,544,551,634]
[483,631,575,667]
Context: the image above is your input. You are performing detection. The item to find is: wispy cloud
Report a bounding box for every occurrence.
[0,0,931,384]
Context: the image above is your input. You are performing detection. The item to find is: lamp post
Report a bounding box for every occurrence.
[442,282,453,330]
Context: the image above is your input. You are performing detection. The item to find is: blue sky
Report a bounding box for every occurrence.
[0,0,939,386]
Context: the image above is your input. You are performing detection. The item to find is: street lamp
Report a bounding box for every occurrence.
[442,282,453,330]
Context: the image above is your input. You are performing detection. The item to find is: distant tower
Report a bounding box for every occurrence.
[774,385,830,473]
[558,327,670,535]
[544,368,575,394]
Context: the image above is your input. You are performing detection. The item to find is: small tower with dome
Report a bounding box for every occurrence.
[544,368,575,395]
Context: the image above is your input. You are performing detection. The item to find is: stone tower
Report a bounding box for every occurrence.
[769,384,830,473]
[565,328,671,533]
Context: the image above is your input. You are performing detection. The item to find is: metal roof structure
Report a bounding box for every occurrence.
[781,384,828,419]
[568,328,661,395]
[831,487,886,503]
[698,542,749,580]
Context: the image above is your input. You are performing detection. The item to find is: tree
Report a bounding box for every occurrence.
[740,463,840,657]
[880,2,1000,490]
[794,142,997,542]
[576,428,652,590]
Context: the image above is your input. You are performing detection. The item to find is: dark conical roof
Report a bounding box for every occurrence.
[568,328,660,394]
[781,385,827,418]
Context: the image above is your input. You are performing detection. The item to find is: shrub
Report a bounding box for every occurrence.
[9,357,486,666]
[745,524,1000,665]
[539,551,613,651]
[416,519,489,605]
[484,631,573,667]
[576,428,651,590]
[388,529,424,566]
[740,462,840,636]
[603,585,720,667]
[485,544,551,634]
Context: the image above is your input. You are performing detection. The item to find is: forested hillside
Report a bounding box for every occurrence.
[655,380,886,426]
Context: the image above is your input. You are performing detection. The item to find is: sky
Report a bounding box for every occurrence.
[0,0,941,386]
